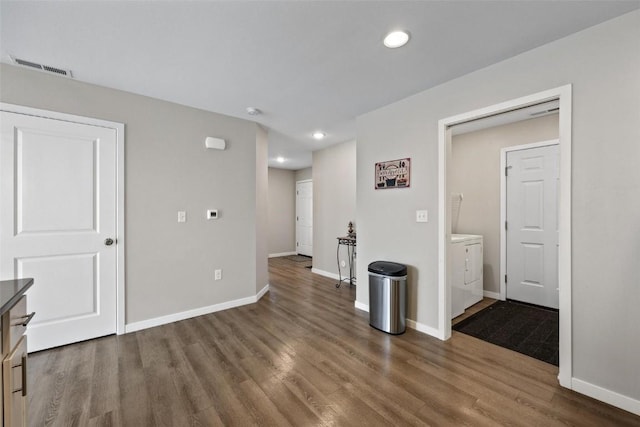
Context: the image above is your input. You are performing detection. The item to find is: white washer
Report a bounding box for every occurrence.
[451,234,484,318]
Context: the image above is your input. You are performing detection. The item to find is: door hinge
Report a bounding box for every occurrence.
[296,242,299,247]
[505,165,512,176]
[505,274,508,283]
[505,221,508,231]
[296,216,299,221]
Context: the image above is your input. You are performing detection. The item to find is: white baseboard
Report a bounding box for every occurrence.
[352,303,442,340]
[311,268,340,281]
[483,290,501,299]
[354,301,369,312]
[125,284,270,333]
[353,297,443,339]
[406,318,444,339]
[572,378,640,416]
[268,251,296,258]
[256,283,270,300]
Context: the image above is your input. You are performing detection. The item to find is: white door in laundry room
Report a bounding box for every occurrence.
[0,111,118,352]
[506,143,559,309]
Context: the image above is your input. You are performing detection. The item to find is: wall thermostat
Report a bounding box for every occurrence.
[207,209,219,220]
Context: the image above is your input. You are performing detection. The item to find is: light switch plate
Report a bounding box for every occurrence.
[416,210,428,223]
[178,211,186,223]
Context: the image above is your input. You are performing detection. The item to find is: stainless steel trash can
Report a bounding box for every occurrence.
[368,261,407,334]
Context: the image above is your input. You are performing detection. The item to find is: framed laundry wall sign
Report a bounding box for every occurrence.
[375,158,411,189]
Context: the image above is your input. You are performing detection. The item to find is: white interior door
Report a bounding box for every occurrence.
[296,181,313,257]
[0,111,118,352]
[506,144,559,309]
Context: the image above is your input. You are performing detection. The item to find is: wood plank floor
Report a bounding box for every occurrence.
[452,297,497,327]
[29,257,640,426]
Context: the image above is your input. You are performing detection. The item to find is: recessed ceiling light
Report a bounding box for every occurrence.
[384,31,410,48]
[246,107,262,115]
[276,156,285,163]
[312,131,325,140]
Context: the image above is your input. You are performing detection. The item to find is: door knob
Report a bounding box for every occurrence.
[105,238,115,246]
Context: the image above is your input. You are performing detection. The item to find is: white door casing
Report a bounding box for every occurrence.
[296,180,313,257]
[0,106,125,352]
[439,85,572,389]
[505,143,559,309]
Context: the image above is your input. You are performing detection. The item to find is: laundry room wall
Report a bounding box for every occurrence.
[450,114,559,295]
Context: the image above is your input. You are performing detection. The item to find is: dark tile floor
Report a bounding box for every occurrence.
[453,300,559,366]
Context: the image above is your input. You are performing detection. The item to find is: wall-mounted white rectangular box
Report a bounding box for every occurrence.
[205,137,226,150]
[207,209,219,220]
[178,211,186,223]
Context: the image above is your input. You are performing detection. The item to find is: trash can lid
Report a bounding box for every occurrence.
[368,261,407,277]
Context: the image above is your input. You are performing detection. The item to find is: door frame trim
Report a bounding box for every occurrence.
[0,102,126,335]
[437,84,572,388]
[500,139,559,301]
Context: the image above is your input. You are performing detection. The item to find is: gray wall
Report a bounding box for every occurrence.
[268,168,296,255]
[255,126,269,292]
[356,11,640,400]
[0,63,268,324]
[451,114,559,294]
[295,167,312,182]
[312,140,356,276]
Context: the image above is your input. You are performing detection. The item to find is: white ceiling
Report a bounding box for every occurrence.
[1,1,638,169]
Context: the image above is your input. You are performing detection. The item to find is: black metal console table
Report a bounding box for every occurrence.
[336,236,356,288]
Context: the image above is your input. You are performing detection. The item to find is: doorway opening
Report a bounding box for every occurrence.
[437,85,572,387]
[295,179,313,257]
[450,133,560,366]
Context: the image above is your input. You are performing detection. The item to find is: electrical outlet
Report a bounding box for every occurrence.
[214,269,222,281]
[416,210,428,223]
[177,211,186,223]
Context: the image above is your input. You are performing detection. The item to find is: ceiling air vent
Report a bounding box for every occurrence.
[10,56,73,78]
